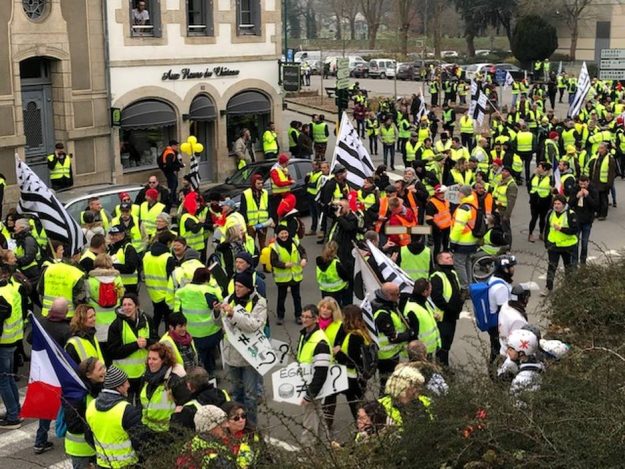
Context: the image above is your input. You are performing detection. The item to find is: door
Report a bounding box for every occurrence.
[22,86,55,183]
[191,120,215,181]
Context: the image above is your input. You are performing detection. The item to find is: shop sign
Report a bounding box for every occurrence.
[162,66,240,81]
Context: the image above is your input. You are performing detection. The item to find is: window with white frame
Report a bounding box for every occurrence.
[187,0,214,36]
[236,0,260,36]
[129,0,161,37]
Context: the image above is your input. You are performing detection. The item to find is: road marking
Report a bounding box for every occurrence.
[605,250,621,256]
[459,311,474,321]
[0,421,40,456]
[538,274,546,280]
[265,435,299,452]
[48,460,72,468]
[586,256,597,261]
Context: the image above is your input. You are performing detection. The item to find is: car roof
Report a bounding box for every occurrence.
[55,184,144,205]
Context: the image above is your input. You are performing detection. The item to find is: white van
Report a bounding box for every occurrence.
[368,59,396,79]
[294,51,321,63]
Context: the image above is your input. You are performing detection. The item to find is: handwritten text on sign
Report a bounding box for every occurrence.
[222,315,278,376]
[271,362,349,405]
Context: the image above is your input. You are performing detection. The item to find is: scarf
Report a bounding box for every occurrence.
[169,329,193,346]
[144,365,169,399]
[318,316,333,330]
[275,236,293,252]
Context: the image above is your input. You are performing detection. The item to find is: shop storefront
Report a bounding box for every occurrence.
[226,90,272,156]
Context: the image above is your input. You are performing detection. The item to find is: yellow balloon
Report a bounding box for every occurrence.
[180,142,192,155]
[187,135,198,145]
[193,143,204,154]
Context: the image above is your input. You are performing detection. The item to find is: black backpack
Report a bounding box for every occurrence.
[359,342,379,381]
[465,203,487,238]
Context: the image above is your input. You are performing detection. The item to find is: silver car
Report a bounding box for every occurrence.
[55,184,144,223]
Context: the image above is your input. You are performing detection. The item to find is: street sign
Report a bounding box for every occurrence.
[600,59,625,70]
[601,49,625,59]
[599,70,625,80]
[336,58,349,90]
[282,64,300,92]
[495,68,506,85]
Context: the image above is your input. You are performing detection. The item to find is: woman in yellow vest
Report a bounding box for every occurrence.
[139,343,186,432]
[107,293,156,402]
[223,401,260,468]
[66,304,104,365]
[543,195,579,294]
[87,254,125,347]
[355,400,391,443]
[159,312,199,372]
[315,241,350,305]
[325,304,372,433]
[379,364,428,429]
[270,225,307,325]
[403,279,442,356]
[63,357,105,468]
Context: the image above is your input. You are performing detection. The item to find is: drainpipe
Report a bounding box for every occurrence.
[102,0,116,184]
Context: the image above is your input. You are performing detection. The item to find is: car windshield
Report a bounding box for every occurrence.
[228,165,272,185]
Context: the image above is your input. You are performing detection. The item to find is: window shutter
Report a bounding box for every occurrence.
[151,0,162,37]
[205,0,214,36]
[252,0,261,36]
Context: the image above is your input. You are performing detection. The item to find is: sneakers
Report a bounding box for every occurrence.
[34,441,54,454]
[307,231,317,236]
[0,419,23,430]
[276,318,284,326]
[528,234,535,243]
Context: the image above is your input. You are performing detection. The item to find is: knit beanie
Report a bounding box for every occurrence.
[194,405,227,433]
[103,366,128,390]
[234,271,254,291]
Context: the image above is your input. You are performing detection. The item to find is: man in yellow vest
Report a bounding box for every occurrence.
[404,132,421,169]
[398,235,432,283]
[113,202,145,256]
[269,153,294,222]
[143,231,176,331]
[312,114,330,160]
[240,174,271,248]
[372,283,414,389]
[38,250,87,318]
[590,142,617,220]
[179,192,207,261]
[109,225,140,295]
[543,194,579,295]
[380,118,398,170]
[449,186,480,289]
[79,234,107,273]
[404,278,442,357]
[140,188,166,242]
[159,140,183,209]
[0,263,24,429]
[80,197,110,232]
[296,304,332,447]
[233,128,254,169]
[527,161,553,243]
[85,366,145,469]
[494,167,518,244]
[262,121,279,159]
[47,142,73,190]
[514,122,536,185]
[459,112,475,151]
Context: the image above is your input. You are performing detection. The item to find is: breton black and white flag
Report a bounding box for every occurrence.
[353,247,381,345]
[415,85,427,121]
[504,71,515,89]
[365,240,414,295]
[331,113,375,188]
[468,79,480,117]
[473,88,488,126]
[15,155,84,255]
[189,154,201,191]
[568,61,591,118]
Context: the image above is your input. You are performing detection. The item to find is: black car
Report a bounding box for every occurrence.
[204,158,314,213]
[396,63,417,81]
[494,63,525,81]
[351,62,369,78]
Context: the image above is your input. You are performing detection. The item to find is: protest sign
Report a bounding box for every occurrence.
[271,362,349,405]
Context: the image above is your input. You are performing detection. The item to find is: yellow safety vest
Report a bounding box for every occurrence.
[140,379,176,432]
[80,209,110,231]
[296,329,330,364]
[548,210,578,247]
[66,336,104,363]
[460,116,474,134]
[160,332,198,368]
[316,259,348,293]
[143,251,172,303]
[112,243,138,286]
[0,284,23,345]
[494,178,514,208]
[357,190,376,210]
[380,126,396,145]
[272,242,303,284]
[47,154,72,180]
[179,213,205,252]
[42,262,84,318]
[312,123,328,143]
[399,246,430,282]
[140,201,166,238]
[175,283,223,338]
[516,131,534,152]
[378,395,403,427]
[112,319,149,378]
[530,175,551,198]
[111,216,144,254]
[113,204,140,219]
[405,140,420,161]
[373,309,406,360]
[404,300,441,354]
[262,130,278,153]
[86,400,138,468]
[65,394,96,457]
[270,164,291,194]
[242,188,269,225]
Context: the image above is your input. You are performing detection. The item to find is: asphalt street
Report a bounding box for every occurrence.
[3,75,625,467]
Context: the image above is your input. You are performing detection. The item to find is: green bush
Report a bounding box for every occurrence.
[511,15,558,66]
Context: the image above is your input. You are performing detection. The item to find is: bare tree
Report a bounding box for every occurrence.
[396,0,420,56]
[559,0,593,60]
[426,0,446,58]
[343,0,361,40]
[360,0,386,49]
[330,0,345,39]
[302,0,318,39]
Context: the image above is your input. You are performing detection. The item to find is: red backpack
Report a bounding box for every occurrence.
[98,281,118,308]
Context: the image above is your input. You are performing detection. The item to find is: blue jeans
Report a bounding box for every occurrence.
[227,365,259,426]
[194,332,223,375]
[72,456,94,469]
[383,144,395,168]
[0,346,20,421]
[575,222,593,264]
[35,419,51,446]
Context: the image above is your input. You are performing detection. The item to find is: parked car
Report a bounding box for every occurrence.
[494,63,525,81]
[368,59,396,79]
[441,50,459,58]
[57,184,144,224]
[465,63,494,80]
[396,62,417,80]
[475,49,491,57]
[205,158,314,213]
[351,61,369,78]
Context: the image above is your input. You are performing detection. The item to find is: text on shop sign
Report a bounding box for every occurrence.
[162,66,240,81]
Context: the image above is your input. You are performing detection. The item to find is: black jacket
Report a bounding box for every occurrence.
[63,379,102,437]
[298,324,330,400]
[106,310,157,361]
[145,241,176,280]
[169,384,230,431]
[430,265,463,322]
[109,239,140,277]
[569,183,598,225]
[372,289,414,356]
[328,212,359,269]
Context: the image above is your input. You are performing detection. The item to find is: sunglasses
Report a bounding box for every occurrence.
[231,413,246,422]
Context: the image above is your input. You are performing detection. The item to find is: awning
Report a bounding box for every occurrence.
[189,95,217,121]
[121,100,176,130]
[226,91,271,116]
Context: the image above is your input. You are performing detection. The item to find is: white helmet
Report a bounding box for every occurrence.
[507,329,538,356]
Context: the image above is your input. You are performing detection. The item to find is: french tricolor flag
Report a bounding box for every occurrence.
[20,315,87,420]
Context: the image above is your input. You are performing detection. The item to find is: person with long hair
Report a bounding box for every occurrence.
[356,400,390,442]
[223,401,259,468]
[323,304,371,434]
[316,297,343,347]
[107,293,156,402]
[139,342,186,432]
[65,304,104,365]
[63,357,105,468]
[316,241,350,306]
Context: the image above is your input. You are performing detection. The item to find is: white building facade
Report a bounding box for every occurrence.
[107,0,283,184]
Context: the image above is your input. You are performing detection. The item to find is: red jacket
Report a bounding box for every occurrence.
[270,166,294,187]
[388,207,416,246]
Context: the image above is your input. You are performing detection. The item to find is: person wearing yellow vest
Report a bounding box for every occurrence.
[514,123,537,185]
[316,241,350,305]
[233,128,254,169]
[544,131,561,168]
[295,304,332,447]
[527,161,553,243]
[108,225,140,296]
[79,234,107,274]
[113,192,140,220]
[80,197,110,232]
[262,121,279,159]
[85,365,145,468]
[449,186,480,289]
[543,195,579,295]
[86,254,125,346]
[459,112,475,151]
[216,271,268,426]
[398,237,432,283]
[13,218,41,284]
[404,132,421,168]
[365,111,380,156]
[240,174,271,248]
[590,142,617,220]
[557,159,577,198]
[270,226,306,325]
[268,153,294,222]
[107,293,156,402]
[379,364,428,428]
[179,192,207,261]
[140,188,166,242]
[441,102,456,138]
[166,246,204,307]
[63,356,105,467]
[38,253,87,319]
[0,264,24,429]
[373,283,414,389]
[493,167,518,244]
[380,118,398,170]
[143,232,176,331]
[174,267,223,373]
[404,279,441,356]
[139,342,186,432]
[288,120,302,157]
[160,312,199,372]
[569,175,598,265]
[312,114,330,160]
[65,305,104,365]
[449,157,474,186]
[425,184,452,257]
[112,203,145,256]
[159,140,183,209]
[430,251,463,366]
[47,142,73,190]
